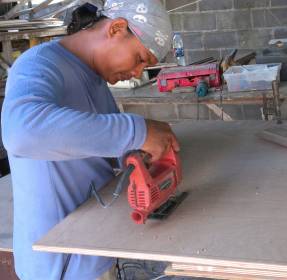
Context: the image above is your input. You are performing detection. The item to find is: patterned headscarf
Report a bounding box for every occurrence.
[101,0,172,62]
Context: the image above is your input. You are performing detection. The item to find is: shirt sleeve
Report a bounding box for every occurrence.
[2,54,147,161]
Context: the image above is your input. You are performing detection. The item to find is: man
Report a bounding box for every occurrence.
[1,0,179,279]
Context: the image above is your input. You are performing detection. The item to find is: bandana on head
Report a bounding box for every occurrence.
[101,0,172,62]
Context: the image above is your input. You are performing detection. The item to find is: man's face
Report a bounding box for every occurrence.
[102,31,158,84]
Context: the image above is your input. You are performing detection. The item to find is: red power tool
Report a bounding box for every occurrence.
[157,63,222,97]
[125,149,187,224]
[90,149,187,225]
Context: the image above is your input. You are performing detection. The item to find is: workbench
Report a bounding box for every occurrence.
[112,82,287,122]
[112,82,287,105]
[33,121,287,280]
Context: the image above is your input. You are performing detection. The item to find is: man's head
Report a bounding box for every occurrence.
[87,17,158,84]
[65,0,172,84]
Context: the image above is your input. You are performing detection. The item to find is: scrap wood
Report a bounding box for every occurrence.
[0,55,10,70]
[31,0,54,14]
[258,127,287,148]
[221,50,256,73]
[3,0,74,20]
[31,0,76,20]
[206,104,233,121]
[235,52,256,65]
[3,0,30,20]
[0,19,63,27]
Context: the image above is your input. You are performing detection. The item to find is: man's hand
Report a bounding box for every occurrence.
[141,119,180,162]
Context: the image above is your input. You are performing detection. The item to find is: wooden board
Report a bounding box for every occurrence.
[0,174,13,252]
[0,26,66,41]
[258,127,287,148]
[33,121,287,278]
[165,265,287,280]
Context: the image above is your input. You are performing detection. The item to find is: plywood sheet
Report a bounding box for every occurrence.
[33,121,287,273]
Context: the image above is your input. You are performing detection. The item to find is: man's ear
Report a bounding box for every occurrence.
[108,18,129,38]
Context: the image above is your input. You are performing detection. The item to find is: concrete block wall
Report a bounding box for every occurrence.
[162,0,287,63]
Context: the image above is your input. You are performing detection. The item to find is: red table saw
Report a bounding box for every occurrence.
[157,63,222,96]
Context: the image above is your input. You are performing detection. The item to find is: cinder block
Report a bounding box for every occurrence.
[123,104,146,117]
[169,14,182,31]
[217,10,251,30]
[145,104,177,121]
[166,0,197,12]
[234,0,269,9]
[243,105,262,120]
[271,0,287,7]
[178,104,210,120]
[182,32,203,50]
[274,27,287,38]
[238,29,272,49]
[199,0,232,11]
[183,13,216,31]
[252,8,287,28]
[203,31,237,48]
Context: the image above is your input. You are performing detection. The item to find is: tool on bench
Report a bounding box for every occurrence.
[90,148,188,224]
[157,63,222,97]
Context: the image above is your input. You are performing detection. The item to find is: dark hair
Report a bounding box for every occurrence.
[67,3,107,35]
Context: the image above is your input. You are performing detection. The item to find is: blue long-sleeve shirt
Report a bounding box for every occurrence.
[1,40,147,280]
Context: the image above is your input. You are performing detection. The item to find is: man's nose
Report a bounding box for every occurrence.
[131,65,145,79]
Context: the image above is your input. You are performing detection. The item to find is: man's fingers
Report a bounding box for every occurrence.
[141,119,181,161]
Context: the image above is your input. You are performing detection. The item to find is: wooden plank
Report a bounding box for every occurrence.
[31,0,77,20]
[165,265,287,280]
[0,19,63,27]
[258,127,287,148]
[1,40,13,65]
[206,104,233,121]
[33,121,287,279]
[0,175,13,251]
[31,0,53,14]
[0,26,66,40]
[3,0,29,20]
[170,263,287,278]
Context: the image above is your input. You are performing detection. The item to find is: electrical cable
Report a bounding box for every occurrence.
[116,258,122,280]
[59,254,71,280]
[118,261,170,280]
[89,164,135,208]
